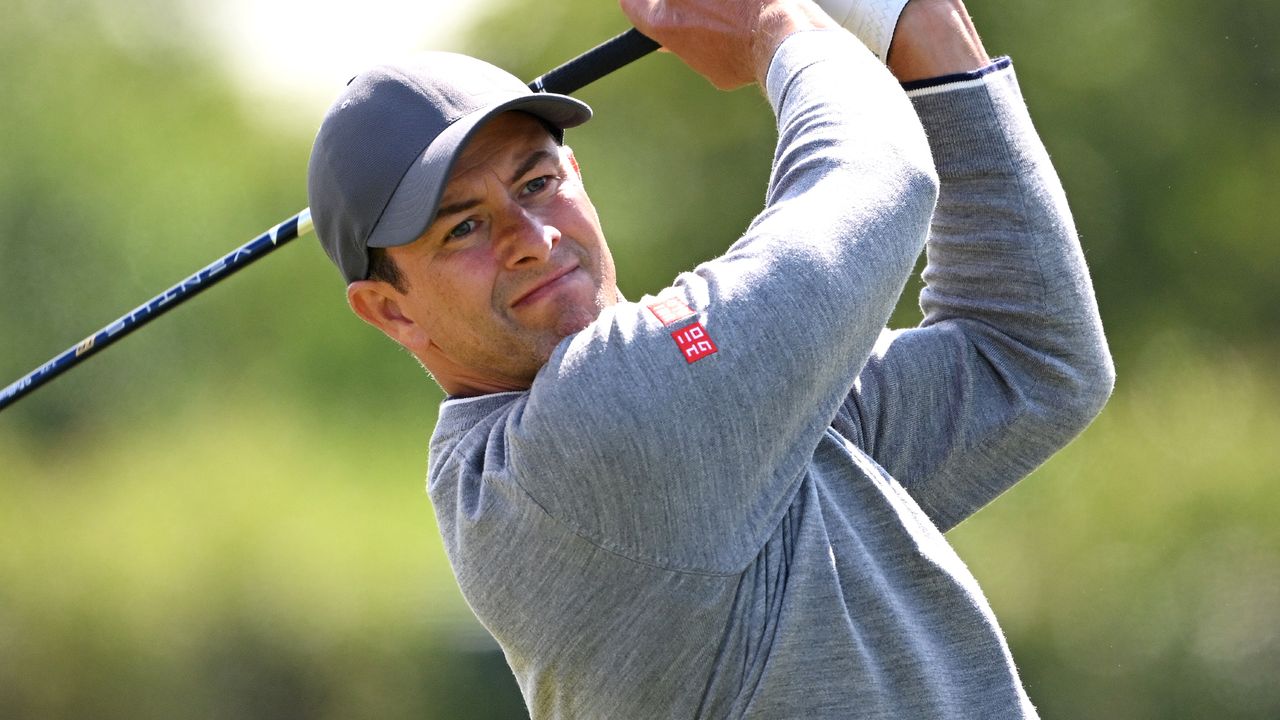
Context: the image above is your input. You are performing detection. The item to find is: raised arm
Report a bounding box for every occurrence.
[844,0,1116,530]
[486,1,940,571]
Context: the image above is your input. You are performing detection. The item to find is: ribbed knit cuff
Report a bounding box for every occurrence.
[901,56,1013,97]
[906,58,1036,187]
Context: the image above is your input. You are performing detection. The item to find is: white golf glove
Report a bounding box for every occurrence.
[811,0,912,61]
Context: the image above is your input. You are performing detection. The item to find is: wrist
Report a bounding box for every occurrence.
[886,0,990,82]
[750,1,841,86]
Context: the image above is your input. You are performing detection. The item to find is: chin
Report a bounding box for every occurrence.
[553,301,607,339]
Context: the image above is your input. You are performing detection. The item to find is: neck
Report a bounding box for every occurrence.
[417,346,535,398]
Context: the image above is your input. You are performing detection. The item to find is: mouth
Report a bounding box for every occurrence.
[510,263,581,308]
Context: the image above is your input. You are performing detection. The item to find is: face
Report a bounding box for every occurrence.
[347,111,618,396]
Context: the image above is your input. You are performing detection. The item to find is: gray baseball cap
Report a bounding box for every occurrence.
[307,52,593,283]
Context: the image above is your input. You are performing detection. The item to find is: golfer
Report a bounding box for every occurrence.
[307,0,1114,716]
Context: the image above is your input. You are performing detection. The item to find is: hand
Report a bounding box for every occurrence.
[618,0,837,89]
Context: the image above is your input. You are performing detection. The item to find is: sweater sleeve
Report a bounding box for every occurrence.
[489,30,939,573]
[843,60,1115,532]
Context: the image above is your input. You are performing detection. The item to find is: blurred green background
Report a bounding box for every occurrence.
[2,0,1278,717]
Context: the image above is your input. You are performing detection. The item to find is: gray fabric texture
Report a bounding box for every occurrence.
[426,29,1113,719]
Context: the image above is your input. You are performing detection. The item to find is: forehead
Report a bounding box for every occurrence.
[447,112,559,181]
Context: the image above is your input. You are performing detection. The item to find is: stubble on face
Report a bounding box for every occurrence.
[389,112,618,395]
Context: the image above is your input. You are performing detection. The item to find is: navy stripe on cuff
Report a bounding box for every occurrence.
[900,56,1012,93]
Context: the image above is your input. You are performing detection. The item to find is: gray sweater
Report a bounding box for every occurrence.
[427,30,1114,719]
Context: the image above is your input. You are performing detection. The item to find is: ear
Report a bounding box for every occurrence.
[562,145,582,179]
[346,280,430,354]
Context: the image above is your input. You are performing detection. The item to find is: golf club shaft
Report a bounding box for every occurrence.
[0,28,659,413]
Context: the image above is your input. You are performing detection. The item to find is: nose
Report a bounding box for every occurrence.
[495,203,559,270]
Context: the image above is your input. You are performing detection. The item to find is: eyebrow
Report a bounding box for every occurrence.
[431,149,558,224]
[433,197,482,221]
[509,149,555,186]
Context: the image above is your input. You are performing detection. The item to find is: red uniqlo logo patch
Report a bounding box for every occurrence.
[671,322,718,363]
[647,297,696,327]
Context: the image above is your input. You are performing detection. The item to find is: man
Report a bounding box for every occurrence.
[307,0,1114,716]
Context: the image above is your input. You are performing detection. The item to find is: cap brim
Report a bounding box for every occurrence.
[367,93,592,250]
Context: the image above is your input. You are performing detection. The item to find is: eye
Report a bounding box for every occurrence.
[522,176,552,195]
[446,219,477,241]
